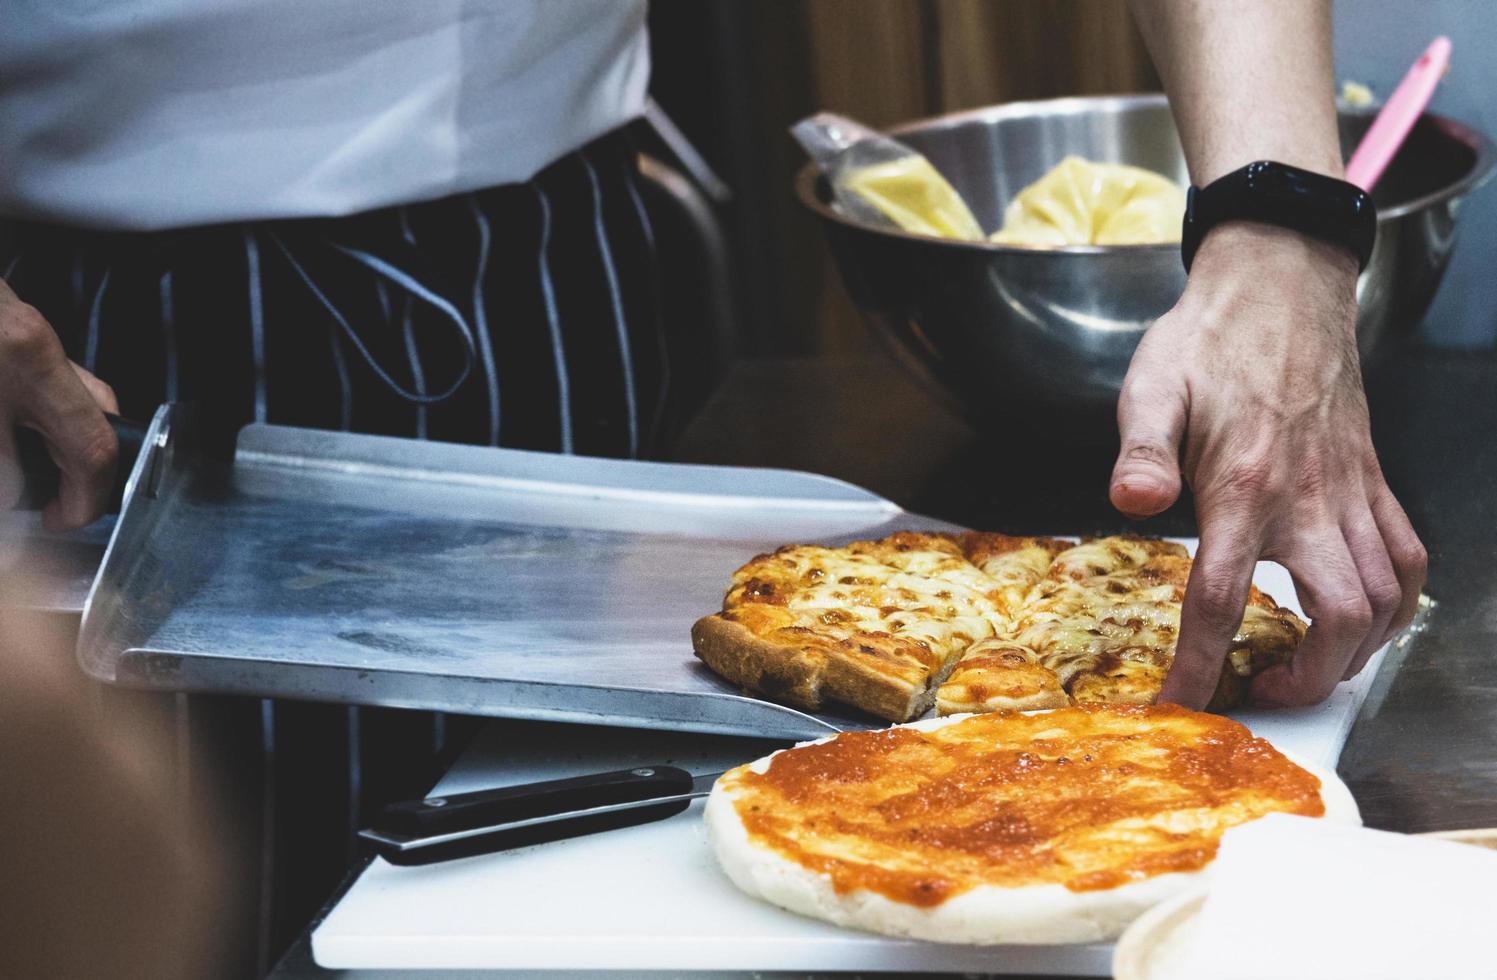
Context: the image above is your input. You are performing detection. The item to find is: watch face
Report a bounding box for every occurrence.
[1244,161,1373,220]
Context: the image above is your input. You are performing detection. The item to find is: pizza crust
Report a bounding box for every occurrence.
[691,615,826,713]
[705,713,1360,946]
[692,614,935,722]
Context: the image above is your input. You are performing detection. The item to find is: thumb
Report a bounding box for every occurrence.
[1110,375,1186,519]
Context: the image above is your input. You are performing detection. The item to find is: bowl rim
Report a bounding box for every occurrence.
[793,91,1497,254]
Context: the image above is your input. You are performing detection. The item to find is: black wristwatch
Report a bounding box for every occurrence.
[1180,161,1377,273]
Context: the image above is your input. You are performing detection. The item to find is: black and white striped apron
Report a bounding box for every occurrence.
[0,125,665,974]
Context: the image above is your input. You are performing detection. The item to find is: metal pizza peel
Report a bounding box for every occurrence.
[50,403,960,739]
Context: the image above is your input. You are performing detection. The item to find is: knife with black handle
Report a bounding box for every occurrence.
[360,766,721,866]
[13,413,151,513]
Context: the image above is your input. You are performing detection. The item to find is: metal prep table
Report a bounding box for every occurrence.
[12,346,1495,978]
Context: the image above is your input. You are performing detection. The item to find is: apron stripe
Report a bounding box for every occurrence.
[244,230,268,423]
[72,248,85,314]
[393,209,427,438]
[3,254,19,280]
[84,266,111,374]
[330,330,354,432]
[160,270,179,401]
[256,698,278,978]
[621,158,670,452]
[401,302,428,439]
[533,183,574,454]
[344,705,363,866]
[580,149,638,457]
[466,194,501,446]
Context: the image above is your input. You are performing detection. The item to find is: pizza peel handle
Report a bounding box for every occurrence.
[361,765,711,866]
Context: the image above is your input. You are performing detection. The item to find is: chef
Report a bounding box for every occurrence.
[0,2,1421,713]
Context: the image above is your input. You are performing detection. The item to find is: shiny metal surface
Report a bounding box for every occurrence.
[76,405,964,740]
[796,94,1495,423]
[1338,350,1497,834]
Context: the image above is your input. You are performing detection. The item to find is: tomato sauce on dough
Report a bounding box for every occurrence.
[729,704,1323,907]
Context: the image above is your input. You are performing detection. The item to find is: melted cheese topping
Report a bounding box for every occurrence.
[960,534,1071,620]
[1041,536,1189,587]
[722,705,1325,907]
[711,533,1306,717]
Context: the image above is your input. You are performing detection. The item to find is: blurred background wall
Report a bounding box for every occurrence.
[647,0,1159,358]
[648,0,1496,361]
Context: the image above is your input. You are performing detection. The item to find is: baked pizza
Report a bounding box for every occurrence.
[705,704,1360,944]
[692,532,1305,722]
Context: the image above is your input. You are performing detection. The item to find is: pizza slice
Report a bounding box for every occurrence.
[693,538,1006,722]
[935,545,1306,714]
[1036,534,1189,589]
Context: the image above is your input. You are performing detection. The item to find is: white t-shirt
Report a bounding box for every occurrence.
[0,0,650,230]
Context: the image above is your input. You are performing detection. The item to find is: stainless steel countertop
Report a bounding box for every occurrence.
[1335,351,1497,832]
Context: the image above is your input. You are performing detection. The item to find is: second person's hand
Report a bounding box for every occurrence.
[0,279,120,531]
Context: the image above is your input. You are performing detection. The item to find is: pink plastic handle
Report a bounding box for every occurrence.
[1345,37,1451,192]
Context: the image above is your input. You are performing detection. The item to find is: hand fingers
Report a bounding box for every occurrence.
[25,363,118,532]
[69,362,120,415]
[1161,516,1262,709]
[1110,371,1187,519]
[1340,512,1402,682]
[1252,533,1370,707]
[1369,485,1427,645]
[0,300,118,529]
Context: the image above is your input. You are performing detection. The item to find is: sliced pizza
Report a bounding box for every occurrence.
[693,532,1308,722]
[693,539,1004,721]
[935,549,1306,715]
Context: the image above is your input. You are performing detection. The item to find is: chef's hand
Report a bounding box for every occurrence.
[1109,222,1426,708]
[0,279,119,531]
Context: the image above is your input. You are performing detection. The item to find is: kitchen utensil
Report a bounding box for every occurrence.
[796,94,1495,426]
[77,402,960,739]
[77,402,1408,743]
[359,765,721,865]
[1346,37,1452,191]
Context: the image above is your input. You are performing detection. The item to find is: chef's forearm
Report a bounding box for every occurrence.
[1127,0,1344,183]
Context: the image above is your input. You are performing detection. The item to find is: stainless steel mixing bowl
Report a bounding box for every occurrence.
[796,94,1494,424]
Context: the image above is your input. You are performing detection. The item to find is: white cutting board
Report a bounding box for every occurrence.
[312,542,1387,975]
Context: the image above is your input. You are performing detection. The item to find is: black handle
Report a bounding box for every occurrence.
[14,413,150,513]
[369,765,695,866]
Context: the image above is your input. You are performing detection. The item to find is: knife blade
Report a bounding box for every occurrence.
[359,766,723,866]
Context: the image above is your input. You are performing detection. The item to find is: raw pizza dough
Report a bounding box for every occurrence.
[705,706,1360,945]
